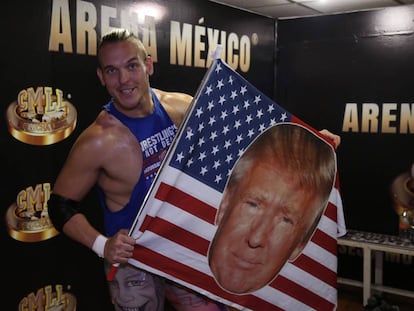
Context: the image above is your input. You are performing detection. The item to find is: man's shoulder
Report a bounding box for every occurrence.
[78,111,130,146]
[153,88,192,107]
[152,88,192,126]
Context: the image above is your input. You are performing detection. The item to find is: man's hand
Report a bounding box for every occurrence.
[104,229,135,264]
[319,129,341,149]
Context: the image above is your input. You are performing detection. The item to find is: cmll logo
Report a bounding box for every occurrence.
[6,86,77,145]
[6,183,59,242]
[18,284,77,311]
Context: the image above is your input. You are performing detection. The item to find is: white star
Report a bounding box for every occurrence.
[212,145,219,155]
[240,85,247,95]
[186,128,194,140]
[208,116,216,126]
[195,107,203,118]
[230,90,238,100]
[257,109,264,119]
[210,131,218,141]
[217,79,224,90]
[237,148,245,157]
[207,101,215,111]
[198,137,205,147]
[205,85,213,95]
[222,125,230,135]
[234,120,242,130]
[224,140,231,149]
[220,110,228,120]
[247,129,255,138]
[268,104,275,114]
[225,154,233,164]
[270,118,277,126]
[213,160,221,169]
[218,95,226,105]
[232,105,240,115]
[228,75,234,85]
[186,158,194,167]
[198,152,207,161]
[176,152,184,163]
[215,174,223,184]
[254,95,261,104]
[198,122,205,132]
[243,100,250,109]
[200,166,208,176]
[235,134,243,144]
[246,114,253,124]
[189,145,195,153]
[280,112,288,122]
[259,124,266,132]
[215,63,222,73]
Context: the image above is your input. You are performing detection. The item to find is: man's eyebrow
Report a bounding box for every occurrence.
[102,56,140,71]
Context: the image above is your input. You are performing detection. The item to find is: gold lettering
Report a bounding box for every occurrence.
[49,0,73,52]
[170,21,192,66]
[76,0,98,55]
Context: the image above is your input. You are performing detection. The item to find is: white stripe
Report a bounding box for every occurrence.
[155,200,217,240]
[254,285,320,311]
[158,166,223,207]
[301,240,337,271]
[280,263,337,304]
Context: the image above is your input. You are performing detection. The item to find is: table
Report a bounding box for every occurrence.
[337,230,414,305]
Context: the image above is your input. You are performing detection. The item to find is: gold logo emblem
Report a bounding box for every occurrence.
[6,86,77,145]
[6,183,58,242]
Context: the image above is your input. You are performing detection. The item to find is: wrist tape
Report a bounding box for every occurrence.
[92,234,108,258]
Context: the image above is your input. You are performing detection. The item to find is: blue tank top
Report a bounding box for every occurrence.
[98,89,178,236]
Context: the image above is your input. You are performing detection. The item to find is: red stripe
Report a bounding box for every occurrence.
[133,246,284,311]
[155,182,217,224]
[311,228,338,256]
[324,201,337,223]
[292,254,337,288]
[141,215,210,255]
[271,275,336,311]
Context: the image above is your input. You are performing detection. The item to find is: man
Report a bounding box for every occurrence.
[48,29,340,308]
[48,28,226,310]
[208,123,337,294]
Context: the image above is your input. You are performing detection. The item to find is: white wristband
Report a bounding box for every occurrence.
[92,234,108,258]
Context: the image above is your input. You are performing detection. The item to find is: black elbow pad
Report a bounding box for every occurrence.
[48,193,81,232]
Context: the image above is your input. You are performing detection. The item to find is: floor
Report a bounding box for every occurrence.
[337,285,414,311]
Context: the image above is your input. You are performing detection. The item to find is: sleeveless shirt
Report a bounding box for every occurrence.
[98,89,178,236]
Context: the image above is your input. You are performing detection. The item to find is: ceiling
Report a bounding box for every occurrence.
[210,0,414,19]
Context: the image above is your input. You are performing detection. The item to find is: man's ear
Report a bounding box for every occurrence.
[96,68,105,86]
[288,241,306,262]
[216,190,230,225]
[146,55,154,76]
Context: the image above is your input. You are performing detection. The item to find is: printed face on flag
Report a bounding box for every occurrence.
[129,59,341,311]
[208,123,336,295]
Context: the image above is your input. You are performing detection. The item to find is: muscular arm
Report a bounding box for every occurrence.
[50,112,136,263]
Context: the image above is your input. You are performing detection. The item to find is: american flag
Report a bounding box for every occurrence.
[129,58,346,310]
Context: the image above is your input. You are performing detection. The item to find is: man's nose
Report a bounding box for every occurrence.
[247,217,272,248]
[119,69,130,83]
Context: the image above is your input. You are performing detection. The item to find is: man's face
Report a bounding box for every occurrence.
[97,40,151,114]
[108,265,164,311]
[209,159,320,294]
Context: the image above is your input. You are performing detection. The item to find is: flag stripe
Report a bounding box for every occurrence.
[271,276,336,311]
[155,182,217,224]
[291,254,337,288]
